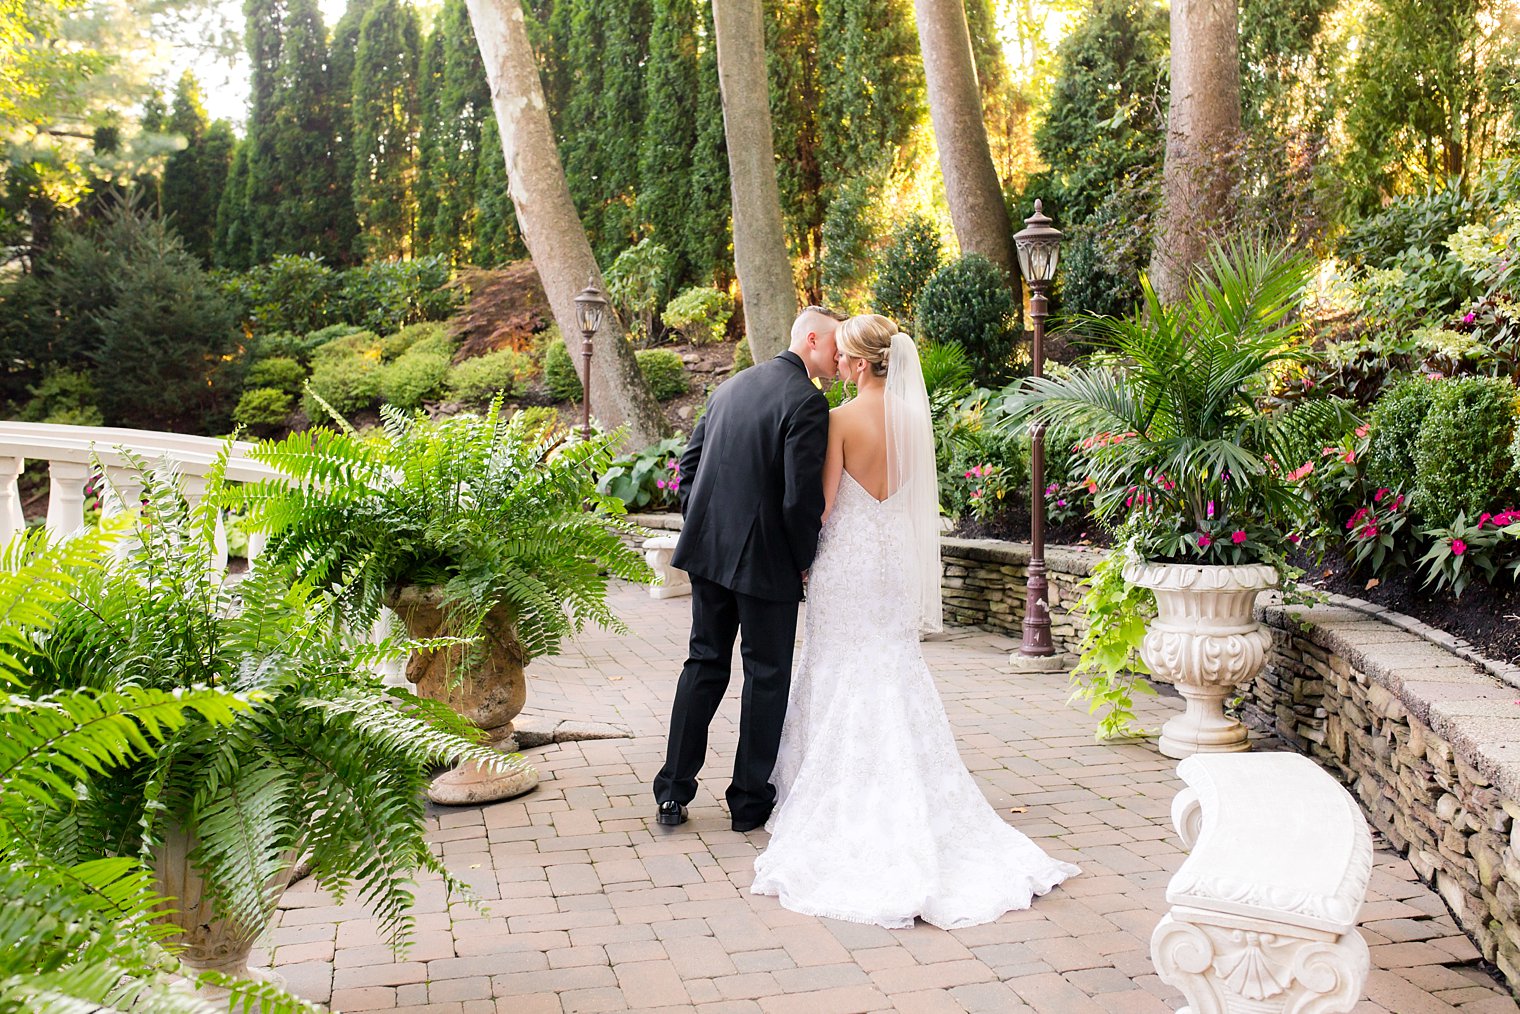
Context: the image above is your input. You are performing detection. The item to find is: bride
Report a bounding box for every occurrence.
[750,313,1079,930]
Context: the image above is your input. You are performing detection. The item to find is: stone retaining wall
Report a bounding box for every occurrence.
[626,514,1520,993]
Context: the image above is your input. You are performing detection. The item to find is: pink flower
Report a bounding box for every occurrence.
[1374,488,1388,502]
[1231,530,1247,545]
[1198,534,1213,548]
[973,488,983,498]
[1355,424,1370,438]
[1452,538,1467,556]
[1342,449,1356,463]
[1045,483,1059,496]
[1207,500,1215,519]
[1288,533,1302,544]
[656,480,667,490]
[1346,507,1369,530]
[964,470,975,479]
[1057,499,1068,507]
[1125,495,1135,507]
[1463,312,1476,324]
[1393,495,1405,509]
[1358,523,1378,539]
[1479,512,1492,528]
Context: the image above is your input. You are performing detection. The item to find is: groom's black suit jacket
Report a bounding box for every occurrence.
[672,350,829,602]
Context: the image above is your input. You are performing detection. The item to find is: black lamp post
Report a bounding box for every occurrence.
[1012,200,1063,665]
[573,278,607,441]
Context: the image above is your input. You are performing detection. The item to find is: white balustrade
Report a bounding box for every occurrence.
[1152,752,1373,1014]
[642,534,690,599]
[0,422,282,576]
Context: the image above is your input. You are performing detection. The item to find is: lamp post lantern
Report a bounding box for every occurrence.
[1012,200,1063,667]
[573,279,607,441]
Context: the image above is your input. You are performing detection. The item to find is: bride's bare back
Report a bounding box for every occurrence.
[823,390,889,513]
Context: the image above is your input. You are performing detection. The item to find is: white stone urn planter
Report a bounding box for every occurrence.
[152,826,299,995]
[1123,561,1278,759]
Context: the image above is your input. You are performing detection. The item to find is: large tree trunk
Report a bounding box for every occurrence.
[466,0,667,445]
[1149,0,1242,303]
[914,0,1019,291]
[711,0,795,361]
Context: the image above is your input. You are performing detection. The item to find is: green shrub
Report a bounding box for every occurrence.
[446,348,534,402]
[606,238,673,340]
[304,352,382,418]
[225,253,339,336]
[915,254,1020,386]
[1363,377,1439,498]
[379,352,451,409]
[873,213,943,327]
[636,348,689,401]
[233,386,294,429]
[381,321,454,360]
[336,256,459,333]
[661,287,733,345]
[311,329,384,365]
[544,339,583,402]
[596,434,686,510]
[1412,376,1520,527]
[513,405,564,440]
[19,366,102,426]
[245,356,306,394]
[733,338,753,373]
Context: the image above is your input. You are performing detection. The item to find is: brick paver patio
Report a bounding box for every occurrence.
[262,583,1519,1013]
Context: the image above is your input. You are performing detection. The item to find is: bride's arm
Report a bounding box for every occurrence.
[821,411,845,523]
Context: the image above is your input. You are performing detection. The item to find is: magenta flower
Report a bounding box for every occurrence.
[1374,488,1388,502]
[1451,538,1467,556]
[1463,312,1476,324]
[1231,530,1247,545]
[1207,500,1215,519]
[656,480,667,490]
[1197,534,1213,548]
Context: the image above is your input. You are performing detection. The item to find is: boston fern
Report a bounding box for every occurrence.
[7,458,505,982]
[226,400,652,656]
[999,240,1357,565]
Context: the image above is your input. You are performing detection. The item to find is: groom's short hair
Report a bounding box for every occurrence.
[798,304,847,322]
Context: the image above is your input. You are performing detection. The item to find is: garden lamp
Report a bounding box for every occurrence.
[1011,200,1063,668]
[573,278,607,440]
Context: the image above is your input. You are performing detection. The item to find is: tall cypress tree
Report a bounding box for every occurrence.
[472,113,523,266]
[213,138,254,270]
[351,0,421,260]
[161,71,234,264]
[415,16,447,258]
[638,0,701,284]
[767,0,824,302]
[328,0,370,262]
[688,1,731,286]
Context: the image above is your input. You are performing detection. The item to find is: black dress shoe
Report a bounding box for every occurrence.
[656,800,688,826]
[731,813,769,833]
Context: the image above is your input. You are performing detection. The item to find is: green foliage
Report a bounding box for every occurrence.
[351,0,421,259]
[596,434,686,511]
[606,238,673,341]
[381,321,454,359]
[18,366,102,426]
[635,348,689,401]
[159,72,234,265]
[47,195,239,433]
[1416,512,1520,596]
[472,115,523,266]
[228,254,340,336]
[661,286,733,345]
[379,352,450,409]
[917,341,974,400]
[303,352,382,418]
[543,339,583,402]
[1363,377,1438,498]
[446,347,534,402]
[246,356,307,394]
[999,240,1356,565]
[1412,377,1520,527]
[1068,539,1156,741]
[732,338,753,373]
[819,167,885,311]
[311,328,383,364]
[337,256,459,333]
[915,255,1020,387]
[226,403,653,660]
[234,386,295,429]
[213,138,255,270]
[873,214,942,328]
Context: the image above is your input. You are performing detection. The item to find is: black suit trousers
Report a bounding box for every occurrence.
[653,574,799,825]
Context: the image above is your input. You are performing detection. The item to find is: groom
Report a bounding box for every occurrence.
[652,306,843,832]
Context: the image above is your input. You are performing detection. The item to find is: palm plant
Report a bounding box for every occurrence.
[0,524,322,1012]
[225,400,652,657]
[999,241,1355,565]
[6,458,504,986]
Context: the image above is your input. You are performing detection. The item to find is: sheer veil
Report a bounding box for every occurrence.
[885,332,942,633]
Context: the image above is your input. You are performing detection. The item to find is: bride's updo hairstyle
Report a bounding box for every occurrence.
[837,313,901,378]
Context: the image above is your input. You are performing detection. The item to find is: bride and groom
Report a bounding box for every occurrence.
[651,306,1078,930]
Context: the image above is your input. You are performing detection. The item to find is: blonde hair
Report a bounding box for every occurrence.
[837,313,899,378]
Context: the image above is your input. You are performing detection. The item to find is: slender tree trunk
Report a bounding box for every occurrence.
[711,0,795,361]
[914,0,1019,291]
[466,0,667,445]
[1149,0,1242,302]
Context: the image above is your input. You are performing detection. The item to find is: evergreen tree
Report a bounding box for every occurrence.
[161,71,234,264]
[473,113,522,265]
[766,0,824,301]
[351,0,421,260]
[638,0,702,285]
[213,138,254,270]
[415,18,447,258]
[688,1,731,285]
[328,0,370,262]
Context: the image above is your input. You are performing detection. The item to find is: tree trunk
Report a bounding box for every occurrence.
[466,0,667,445]
[1149,0,1242,303]
[711,0,795,361]
[914,0,1019,292]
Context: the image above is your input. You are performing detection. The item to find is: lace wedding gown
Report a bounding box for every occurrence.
[751,470,1080,929]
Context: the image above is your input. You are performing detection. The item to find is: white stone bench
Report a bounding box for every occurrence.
[642,534,690,599]
[1152,752,1373,1014]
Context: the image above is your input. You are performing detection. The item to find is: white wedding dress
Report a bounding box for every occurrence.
[750,469,1080,929]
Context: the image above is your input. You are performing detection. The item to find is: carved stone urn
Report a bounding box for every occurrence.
[1122,561,1278,759]
[153,826,298,994]
[384,585,539,805]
